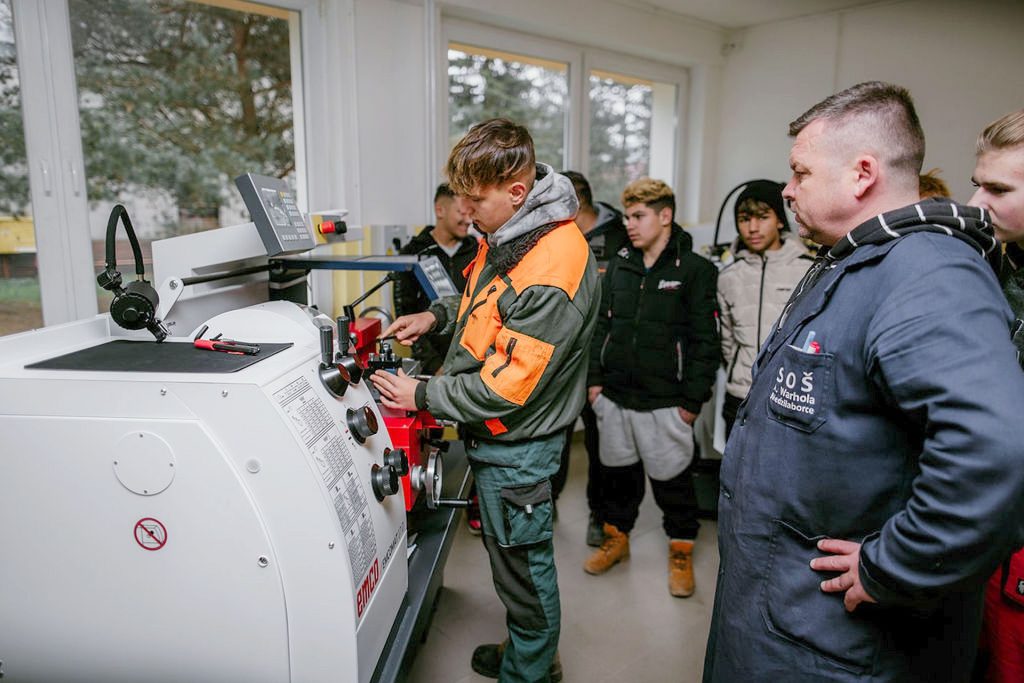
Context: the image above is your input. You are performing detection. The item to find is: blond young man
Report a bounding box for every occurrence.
[371,118,599,682]
[969,108,1024,683]
[584,178,719,598]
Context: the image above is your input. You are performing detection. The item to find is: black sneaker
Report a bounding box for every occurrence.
[586,513,605,547]
[470,641,562,681]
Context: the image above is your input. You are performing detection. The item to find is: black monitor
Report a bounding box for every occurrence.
[235,173,316,256]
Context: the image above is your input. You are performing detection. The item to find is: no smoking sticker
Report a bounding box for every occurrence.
[134,517,167,551]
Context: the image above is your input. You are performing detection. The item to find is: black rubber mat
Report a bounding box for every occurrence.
[26,339,294,374]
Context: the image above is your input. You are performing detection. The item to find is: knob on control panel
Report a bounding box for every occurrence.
[370,463,399,501]
[383,447,409,477]
[347,405,379,443]
[335,315,365,384]
[318,324,349,398]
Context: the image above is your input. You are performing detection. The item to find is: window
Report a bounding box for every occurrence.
[66,0,300,311]
[441,23,686,213]
[448,42,568,169]
[0,0,42,335]
[588,69,677,206]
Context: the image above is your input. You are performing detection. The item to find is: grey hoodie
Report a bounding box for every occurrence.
[486,163,579,247]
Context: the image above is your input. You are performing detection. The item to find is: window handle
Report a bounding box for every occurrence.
[67,160,82,196]
[39,160,52,196]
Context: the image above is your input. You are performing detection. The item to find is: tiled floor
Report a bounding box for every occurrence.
[406,439,720,683]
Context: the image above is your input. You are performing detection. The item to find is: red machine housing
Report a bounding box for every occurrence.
[380,406,444,511]
[345,315,442,512]
[349,317,381,367]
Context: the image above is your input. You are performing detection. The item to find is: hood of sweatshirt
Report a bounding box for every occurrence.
[486,163,579,248]
[827,197,998,263]
[617,223,693,270]
[780,198,999,327]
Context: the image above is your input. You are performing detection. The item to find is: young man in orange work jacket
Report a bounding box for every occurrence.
[371,118,600,682]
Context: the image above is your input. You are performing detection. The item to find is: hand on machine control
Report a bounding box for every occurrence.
[381,312,437,346]
[369,367,421,411]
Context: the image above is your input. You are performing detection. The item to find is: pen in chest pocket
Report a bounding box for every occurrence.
[801,330,820,354]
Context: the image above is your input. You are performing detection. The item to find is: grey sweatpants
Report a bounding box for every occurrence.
[592,394,694,481]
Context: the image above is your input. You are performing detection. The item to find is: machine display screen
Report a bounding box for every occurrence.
[236,173,316,256]
[415,255,459,299]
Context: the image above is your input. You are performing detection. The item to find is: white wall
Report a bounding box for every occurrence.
[347,0,1024,238]
[714,0,1024,231]
[349,0,430,226]
[348,0,726,227]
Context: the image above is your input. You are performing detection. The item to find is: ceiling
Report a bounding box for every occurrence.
[633,0,890,29]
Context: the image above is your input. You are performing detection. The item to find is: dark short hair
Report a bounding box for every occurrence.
[446,118,535,194]
[434,183,455,203]
[789,81,925,181]
[561,170,593,208]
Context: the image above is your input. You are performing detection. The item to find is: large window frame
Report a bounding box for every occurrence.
[10,0,358,328]
[438,17,688,207]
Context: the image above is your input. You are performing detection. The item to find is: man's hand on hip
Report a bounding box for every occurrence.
[810,538,878,612]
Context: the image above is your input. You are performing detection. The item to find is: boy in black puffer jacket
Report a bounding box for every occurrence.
[584,177,719,598]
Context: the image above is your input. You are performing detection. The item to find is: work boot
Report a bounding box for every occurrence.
[470,639,563,681]
[585,513,605,547]
[668,539,695,598]
[583,523,629,575]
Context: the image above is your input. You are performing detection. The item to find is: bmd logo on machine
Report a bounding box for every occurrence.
[356,558,381,616]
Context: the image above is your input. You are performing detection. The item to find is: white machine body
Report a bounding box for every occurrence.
[0,301,408,682]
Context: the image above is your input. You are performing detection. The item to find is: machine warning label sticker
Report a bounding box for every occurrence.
[134,517,167,551]
[274,376,379,597]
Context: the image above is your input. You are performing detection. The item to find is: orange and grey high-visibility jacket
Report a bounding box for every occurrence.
[417,220,600,442]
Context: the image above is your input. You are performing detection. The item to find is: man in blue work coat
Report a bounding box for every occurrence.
[704,81,1024,682]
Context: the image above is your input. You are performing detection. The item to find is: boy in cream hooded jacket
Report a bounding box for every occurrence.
[716,180,813,436]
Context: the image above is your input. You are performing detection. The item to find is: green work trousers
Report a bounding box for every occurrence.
[467,431,564,683]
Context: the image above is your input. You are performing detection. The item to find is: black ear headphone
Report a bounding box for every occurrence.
[96,204,168,342]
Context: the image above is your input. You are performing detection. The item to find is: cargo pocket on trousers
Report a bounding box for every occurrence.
[760,519,882,675]
[498,480,553,548]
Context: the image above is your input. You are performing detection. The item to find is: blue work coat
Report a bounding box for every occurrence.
[705,232,1024,682]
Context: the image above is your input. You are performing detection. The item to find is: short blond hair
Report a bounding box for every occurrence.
[976,109,1024,156]
[446,118,535,194]
[621,177,675,218]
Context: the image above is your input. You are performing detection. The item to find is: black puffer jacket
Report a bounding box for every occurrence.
[393,227,479,373]
[584,201,627,263]
[588,225,719,413]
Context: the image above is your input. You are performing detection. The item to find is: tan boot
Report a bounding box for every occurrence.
[668,539,695,597]
[583,523,630,575]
